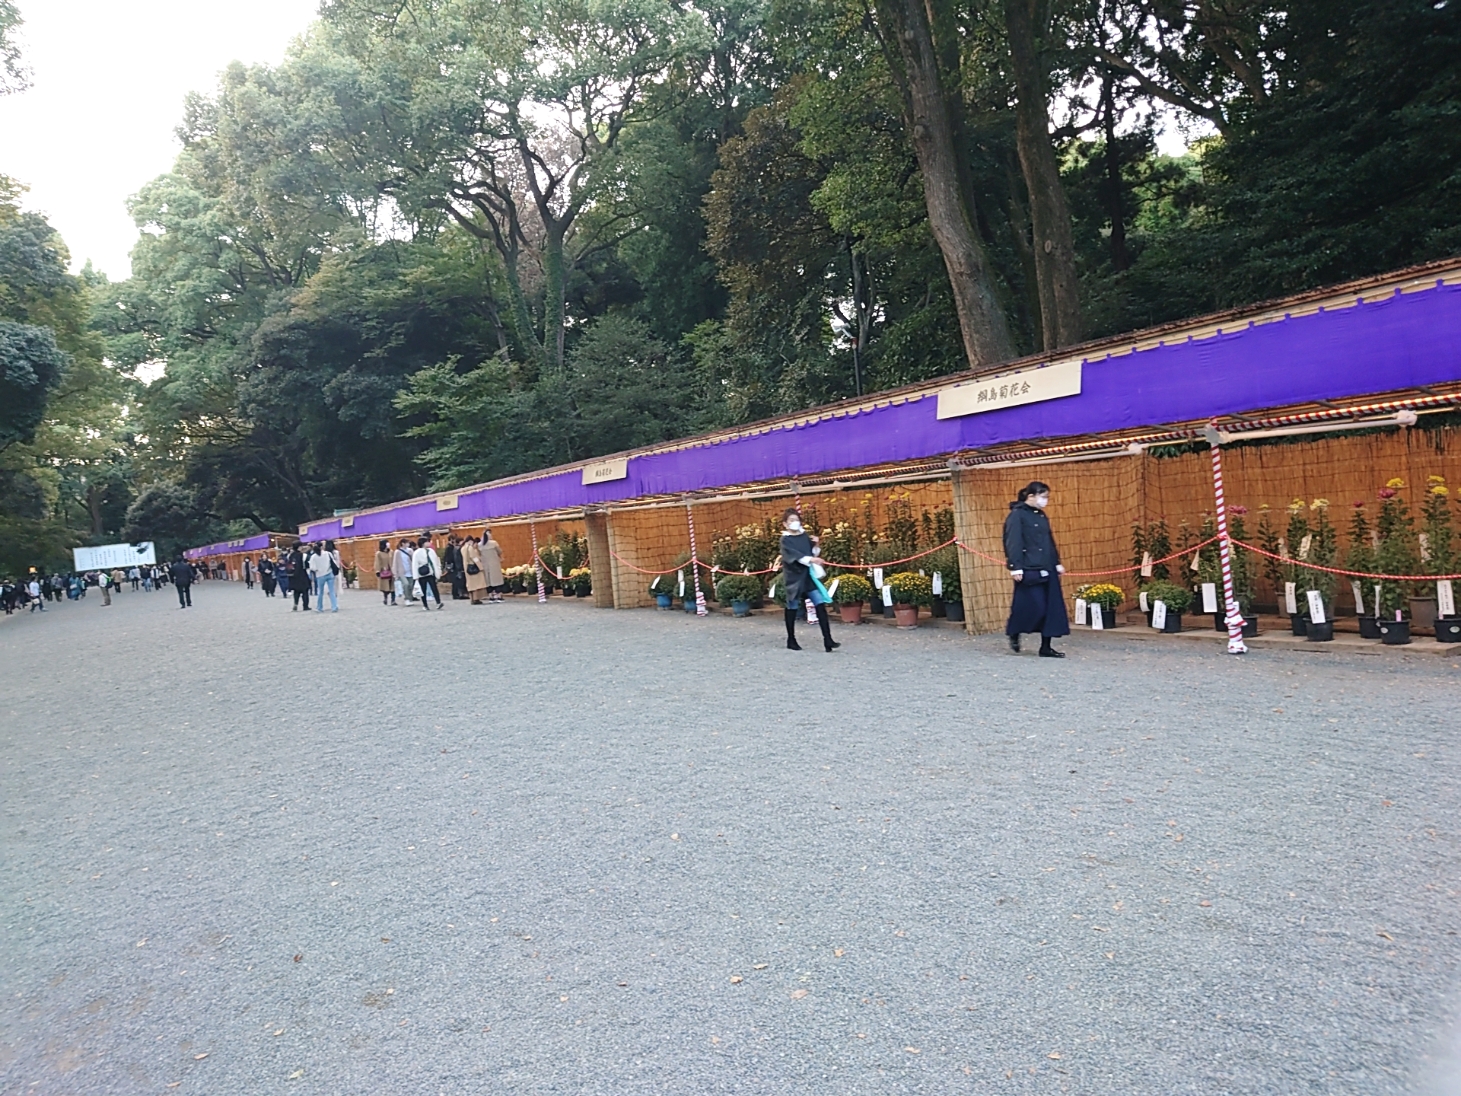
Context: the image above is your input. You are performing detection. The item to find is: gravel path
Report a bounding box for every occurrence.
[3,582,1460,1095]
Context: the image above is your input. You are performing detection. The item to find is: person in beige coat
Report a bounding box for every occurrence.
[481,530,505,602]
[463,535,488,604]
[374,540,396,606]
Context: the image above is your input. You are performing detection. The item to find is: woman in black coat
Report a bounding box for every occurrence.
[289,546,312,611]
[778,508,839,652]
[1003,480,1069,657]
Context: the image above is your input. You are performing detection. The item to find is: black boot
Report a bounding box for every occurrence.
[1038,639,1065,658]
[784,608,801,650]
[1008,633,1020,653]
[817,607,839,651]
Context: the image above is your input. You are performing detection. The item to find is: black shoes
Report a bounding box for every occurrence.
[1008,634,1020,653]
[787,637,802,650]
[1038,646,1065,658]
[824,640,840,651]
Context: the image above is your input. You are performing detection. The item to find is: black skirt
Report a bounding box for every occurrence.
[1006,573,1070,638]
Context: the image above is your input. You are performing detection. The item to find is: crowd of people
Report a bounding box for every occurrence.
[228,531,508,613]
[0,563,179,614]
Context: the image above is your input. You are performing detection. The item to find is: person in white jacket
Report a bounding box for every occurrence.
[410,536,444,610]
[308,540,342,612]
[394,538,416,603]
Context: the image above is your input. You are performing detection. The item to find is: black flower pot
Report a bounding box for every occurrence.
[1306,620,1335,642]
[1212,613,1226,632]
[1357,616,1382,639]
[945,601,965,623]
[1242,615,1259,638]
[1289,613,1308,637]
[1435,617,1461,643]
[931,597,946,618]
[1378,618,1411,645]
[1160,612,1183,634]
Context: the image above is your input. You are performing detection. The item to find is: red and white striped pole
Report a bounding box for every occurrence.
[529,521,547,604]
[686,501,707,616]
[1205,423,1248,654]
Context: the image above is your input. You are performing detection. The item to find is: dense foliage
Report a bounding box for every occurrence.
[2,0,1458,554]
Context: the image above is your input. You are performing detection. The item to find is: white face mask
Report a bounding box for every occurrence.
[1030,495,1049,510]
[786,519,803,533]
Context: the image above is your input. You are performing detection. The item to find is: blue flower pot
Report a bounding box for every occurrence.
[732,599,750,617]
[655,593,672,609]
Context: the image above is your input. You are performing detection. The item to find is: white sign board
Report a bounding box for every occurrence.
[73,542,156,571]
[1201,583,1218,613]
[936,360,1082,420]
[582,457,629,485]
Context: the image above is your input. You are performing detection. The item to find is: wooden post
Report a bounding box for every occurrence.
[583,510,614,608]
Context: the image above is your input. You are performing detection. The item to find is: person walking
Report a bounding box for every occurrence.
[481,529,504,603]
[778,507,839,652]
[394,539,416,604]
[243,557,254,589]
[28,576,44,610]
[289,545,311,611]
[99,569,112,606]
[1003,480,1069,657]
[411,536,444,610]
[462,534,487,604]
[443,536,465,600]
[374,540,396,605]
[259,554,276,597]
[170,557,194,607]
[310,540,341,612]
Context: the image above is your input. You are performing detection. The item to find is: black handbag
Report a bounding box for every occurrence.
[417,562,431,577]
[467,563,480,575]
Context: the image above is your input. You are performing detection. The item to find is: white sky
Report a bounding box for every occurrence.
[0,0,322,280]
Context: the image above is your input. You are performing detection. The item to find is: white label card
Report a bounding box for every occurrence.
[882,584,894,606]
[1139,591,1149,612]
[1439,580,1455,618]
[1140,551,1153,578]
[1298,534,1312,561]
[677,570,685,597]
[1074,598,1087,625]
[932,572,943,596]
[1373,584,1383,621]
[1151,600,1168,630]
[650,575,660,590]
[873,568,884,590]
[1351,580,1365,615]
[1201,582,1218,613]
[1090,602,1105,630]
[1284,581,1298,615]
[1279,537,1289,560]
[1306,589,1327,624]
[1190,551,1201,573]
[827,578,841,601]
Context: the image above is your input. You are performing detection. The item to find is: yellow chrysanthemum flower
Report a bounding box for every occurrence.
[1310,498,1330,510]
[1432,486,1450,497]
[1386,477,1405,489]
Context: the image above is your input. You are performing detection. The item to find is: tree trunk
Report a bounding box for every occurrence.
[1004,0,1083,351]
[544,222,567,376]
[86,481,104,538]
[873,0,1016,369]
[1101,70,1130,272]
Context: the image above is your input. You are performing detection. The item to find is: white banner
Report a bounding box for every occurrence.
[1201,583,1218,613]
[881,584,893,606]
[936,359,1082,420]
[73,542,156,571]
[931,572,943,596]
[1090,602,1105,630]
[1439,580,1455,619]
[1151,600,1168,630]
[1351,580,1365,616]
[873,567,885,590]
[1306,589,1327,624]
[1139,591,1149,612]
[1284,581,1298,615]
[1074,598,1087,625]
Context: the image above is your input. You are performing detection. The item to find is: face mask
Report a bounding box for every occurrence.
[787,519,803,533]
[1030,495,1048,510]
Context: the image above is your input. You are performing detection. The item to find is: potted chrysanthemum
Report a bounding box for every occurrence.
[714,573,763,617]
[1140,579,1192,632]
[1076,582,1123,628]
[1375,479,1418,644]
[886,572,932,628]
[831,572,873,624]
[1302,499,1338,641]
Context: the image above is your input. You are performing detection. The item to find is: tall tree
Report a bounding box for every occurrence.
[868,0,1017,368]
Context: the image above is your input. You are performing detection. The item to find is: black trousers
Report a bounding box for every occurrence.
[294,584,310,608]
[419,574,442,606]
[176,582,192,607]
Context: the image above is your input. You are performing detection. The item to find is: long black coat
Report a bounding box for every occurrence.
[1003,502,1069,638]
[779,531,818,604]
